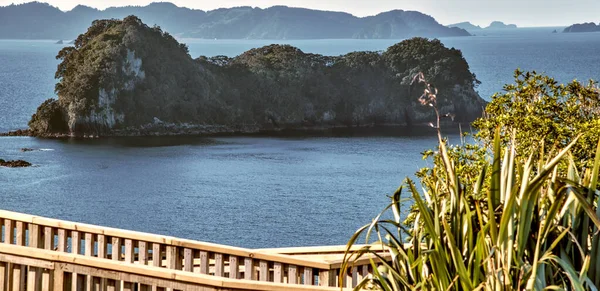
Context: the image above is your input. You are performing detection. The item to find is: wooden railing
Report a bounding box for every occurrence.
[0,243,343,291]
[0,210,375,289]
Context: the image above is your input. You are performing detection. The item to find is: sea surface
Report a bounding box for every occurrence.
[2,28,600,248]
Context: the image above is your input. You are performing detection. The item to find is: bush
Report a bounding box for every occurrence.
[344,73,600,290]
[473,70,600,169]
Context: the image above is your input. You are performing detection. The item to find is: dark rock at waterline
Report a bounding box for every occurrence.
[0,159,32,168]
[0,129,33,136]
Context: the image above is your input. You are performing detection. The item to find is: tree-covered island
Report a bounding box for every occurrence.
[28,16,485,137]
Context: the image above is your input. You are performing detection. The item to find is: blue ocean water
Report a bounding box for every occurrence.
[1,29,600,248]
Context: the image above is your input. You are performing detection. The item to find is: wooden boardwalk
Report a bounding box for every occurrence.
[0,210,378,291]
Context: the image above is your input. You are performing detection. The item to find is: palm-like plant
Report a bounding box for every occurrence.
[343,74,600,290]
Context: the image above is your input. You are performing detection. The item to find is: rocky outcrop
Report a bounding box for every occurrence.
[448,21,517,32]
[486,21,518,30]
[0,159,32,168]
[448,22,483,32]
[563,22,600,33]
[29,16,485,138]
[0,129,33,136]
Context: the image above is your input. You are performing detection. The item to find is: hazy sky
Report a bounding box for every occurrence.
[0,0,597,27]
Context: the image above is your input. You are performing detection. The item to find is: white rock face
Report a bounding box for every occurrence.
[82,49,145,130]
[85,88,124,128]
[323,111,335,122]
[123,49,145,90]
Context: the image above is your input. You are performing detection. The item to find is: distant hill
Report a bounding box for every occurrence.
[486,21,518,30]
[563,22,600,33]
[448,22,483,31]
[0,2,470,40]
[447,21,518,33]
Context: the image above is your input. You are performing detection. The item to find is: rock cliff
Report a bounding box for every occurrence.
[29,16,486,137]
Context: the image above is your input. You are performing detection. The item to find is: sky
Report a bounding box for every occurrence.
[0,0,598,27]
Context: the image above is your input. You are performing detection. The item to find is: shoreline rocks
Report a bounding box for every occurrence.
[3,121,465,139]
[0,159,32,168]
[0,129,33,137]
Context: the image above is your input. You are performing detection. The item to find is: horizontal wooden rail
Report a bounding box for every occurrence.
[0,210,375,288]
[257,245,386,255]
[0,210,328,268]
[0,243,346,291]
[258,245,390,270]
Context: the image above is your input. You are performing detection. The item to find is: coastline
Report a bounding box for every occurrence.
[0,122,471,139]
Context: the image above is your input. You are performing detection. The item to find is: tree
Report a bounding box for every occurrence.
[473,69,600,168]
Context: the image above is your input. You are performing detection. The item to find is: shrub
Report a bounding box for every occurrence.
[344,73,600,290]
[473,70,600,169]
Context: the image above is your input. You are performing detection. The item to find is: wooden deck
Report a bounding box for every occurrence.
[0,210,380,291]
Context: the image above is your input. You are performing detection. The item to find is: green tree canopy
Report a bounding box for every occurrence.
[473,70,600,168]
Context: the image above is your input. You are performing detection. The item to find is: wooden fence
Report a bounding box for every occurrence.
[0,210,377,290]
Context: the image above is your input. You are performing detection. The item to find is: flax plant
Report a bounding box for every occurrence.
[343,73,600,290]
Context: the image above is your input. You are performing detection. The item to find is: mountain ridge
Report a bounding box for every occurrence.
[0,1,470,39]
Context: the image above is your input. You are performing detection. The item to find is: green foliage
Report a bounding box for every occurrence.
[473,70,600,169]
[55,18,129,117]
[344,72,600,290]
[28,98,68,135]
[344,129,600,290]
[209,37,483,128]
[384,38,479,89]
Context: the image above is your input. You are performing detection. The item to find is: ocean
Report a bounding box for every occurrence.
[1,28,600,248]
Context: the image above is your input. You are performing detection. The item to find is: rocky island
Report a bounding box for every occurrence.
[486,21,518,30]
[563,22,600,33]
[447,22,483,31]
[0,159,32,168]
[27,16,485,137]
[448,21,518,33]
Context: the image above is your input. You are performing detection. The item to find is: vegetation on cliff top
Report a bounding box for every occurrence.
[29,16,484,137]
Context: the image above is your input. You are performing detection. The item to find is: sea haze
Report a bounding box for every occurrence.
[2,29,600,248]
